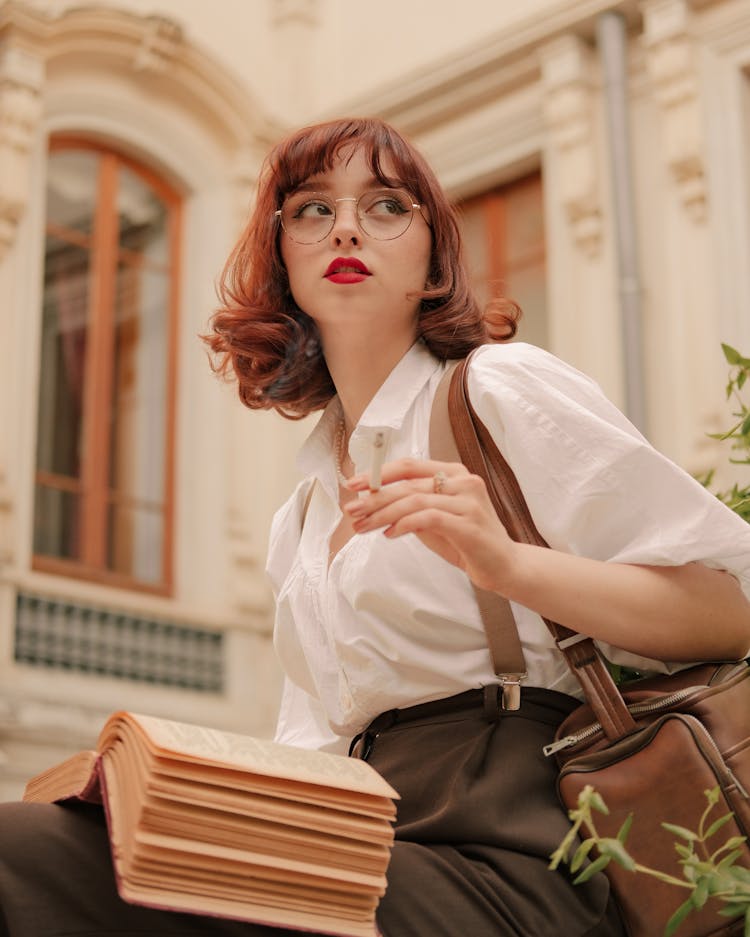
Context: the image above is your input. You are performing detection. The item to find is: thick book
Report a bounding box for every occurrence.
[23,711,399,937]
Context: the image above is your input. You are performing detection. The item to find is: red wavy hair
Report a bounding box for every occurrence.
[205,117,520,419]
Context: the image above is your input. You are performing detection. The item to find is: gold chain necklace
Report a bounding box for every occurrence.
[334,418,349,487]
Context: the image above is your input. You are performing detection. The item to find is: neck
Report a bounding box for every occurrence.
[321,326,417,432]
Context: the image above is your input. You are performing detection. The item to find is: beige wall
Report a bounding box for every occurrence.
[1,0,749,798]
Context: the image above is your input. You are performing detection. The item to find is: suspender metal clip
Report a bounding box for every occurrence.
[499,673,526,711]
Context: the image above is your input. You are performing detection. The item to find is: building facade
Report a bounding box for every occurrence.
[1,0,749,798]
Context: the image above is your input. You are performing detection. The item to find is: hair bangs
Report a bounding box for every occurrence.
[271,119,420,202]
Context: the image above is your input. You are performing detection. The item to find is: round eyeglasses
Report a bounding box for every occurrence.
[275,188,423,244]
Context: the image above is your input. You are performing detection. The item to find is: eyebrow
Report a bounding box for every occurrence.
[291,175,388,195]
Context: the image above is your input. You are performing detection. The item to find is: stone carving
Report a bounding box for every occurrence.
[540,35,603,257]
[132,15,183,74]
[0,41,43,262]
[642,0,707,222]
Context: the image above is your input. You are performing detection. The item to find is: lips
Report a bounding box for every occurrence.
[324,257,372,280]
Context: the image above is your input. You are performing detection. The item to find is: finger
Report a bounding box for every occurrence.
[381,505,473,540]
[345,475,442,517]
[345,473,466,523]
[351,491,472,534]
[346,458,467,492]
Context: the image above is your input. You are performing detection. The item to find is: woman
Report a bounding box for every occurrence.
[1,117,749,937]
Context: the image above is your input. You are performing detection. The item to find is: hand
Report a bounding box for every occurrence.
[343,458,518,593]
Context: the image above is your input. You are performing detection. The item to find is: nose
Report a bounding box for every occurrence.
[328,197,360,247]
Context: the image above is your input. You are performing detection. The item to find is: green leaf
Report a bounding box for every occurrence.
[717,903,746,918]
[717,848,746,872]
[617,813,633,844]
[692,877,710,909]
[662,822,698,842]
[719,836,748,853]
[723,344,742,365]
[665,898,697,937]
[589,790,610,815]
[573,854,611,884]
[705,787,721,807]
[675,843,694,861]
[739,370,747,391]
[598,838,637,871]
[570,838,597,873]
[705,872,730,895]
[742,414,750,436]
[705,813,734,839]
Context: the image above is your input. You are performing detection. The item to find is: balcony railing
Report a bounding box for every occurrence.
[14,591,224,692]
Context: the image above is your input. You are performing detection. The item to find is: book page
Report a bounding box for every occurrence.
[23,750,101,805]
[100,713,398,799]
[145,775,395,842]
[151,759,397,820]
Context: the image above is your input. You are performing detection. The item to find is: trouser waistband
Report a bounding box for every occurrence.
[349,684,577,759]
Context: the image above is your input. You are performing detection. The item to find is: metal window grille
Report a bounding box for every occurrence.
[14,592,224,692]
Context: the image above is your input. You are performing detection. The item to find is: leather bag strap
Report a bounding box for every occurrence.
[441,355,636,739]
[430,363,526,709]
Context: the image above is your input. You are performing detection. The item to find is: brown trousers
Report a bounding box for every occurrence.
[0,688,624,937]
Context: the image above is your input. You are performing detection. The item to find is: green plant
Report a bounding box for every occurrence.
[550,785,750,936]
[699,344,750,523]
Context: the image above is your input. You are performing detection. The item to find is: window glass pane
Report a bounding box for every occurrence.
[109,263,169,504]
[33,486,81,561]
[108,260,169,585]
[118,166,169,266]
[46,150,99,235]
[36,234,90,478]
[504,181,545,266]
[107,501,164,584]
[458,201,490,310]
[506,262,548,348]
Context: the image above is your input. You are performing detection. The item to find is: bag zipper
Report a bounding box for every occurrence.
[543,685,714,757]
[552,711,750,804]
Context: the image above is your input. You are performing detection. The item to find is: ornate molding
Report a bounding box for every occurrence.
[540,35,603,257]
[0,467,13,567]
[0,39,43,262]
[642,0,707,222]
[0,2,280,155]
[225,513,271,623]
[132,15,183,74]
[270,0,320,28]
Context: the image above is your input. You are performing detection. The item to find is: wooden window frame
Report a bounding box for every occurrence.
[33,135,182,596]
[459,170,547,348]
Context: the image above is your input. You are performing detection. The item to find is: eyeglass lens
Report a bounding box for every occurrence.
[280,189,417,243]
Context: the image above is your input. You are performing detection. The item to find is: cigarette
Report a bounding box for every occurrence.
[369,432,386,491]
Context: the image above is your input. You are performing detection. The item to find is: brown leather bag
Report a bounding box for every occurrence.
[432,356,750,937]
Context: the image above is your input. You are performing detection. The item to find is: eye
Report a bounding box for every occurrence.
[363,190,412,216]
[288,196,334,219]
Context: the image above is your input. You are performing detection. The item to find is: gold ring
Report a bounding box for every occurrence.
[433,471,447,494]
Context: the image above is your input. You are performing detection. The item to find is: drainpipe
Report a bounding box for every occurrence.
[596,10,648,435]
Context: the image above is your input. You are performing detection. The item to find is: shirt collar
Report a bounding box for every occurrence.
[296,340,443,482]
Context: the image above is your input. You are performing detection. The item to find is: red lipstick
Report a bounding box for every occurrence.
[324,257,371,284]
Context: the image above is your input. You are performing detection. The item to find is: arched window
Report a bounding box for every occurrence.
[33,137,181,594]
[459,171,548,349]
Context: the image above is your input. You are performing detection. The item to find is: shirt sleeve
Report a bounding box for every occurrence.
[274,677,351,756]
[265,478,315,597]
[468,343,750,589]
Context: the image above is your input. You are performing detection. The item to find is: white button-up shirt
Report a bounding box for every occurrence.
[267,341,750,754]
